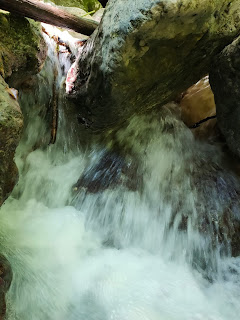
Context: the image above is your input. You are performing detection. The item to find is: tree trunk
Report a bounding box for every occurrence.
[0,0,98,35]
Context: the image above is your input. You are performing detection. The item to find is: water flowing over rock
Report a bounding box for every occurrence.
[0,77,23,206]
[0,12,47,205]
[67,0,240,131]
[1,24,240,320]
[210,36,240,158]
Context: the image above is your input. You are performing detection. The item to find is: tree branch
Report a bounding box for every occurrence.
[0,0,99,35]
[189,115,217,129]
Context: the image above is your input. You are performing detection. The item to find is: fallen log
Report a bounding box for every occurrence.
[0,0,99,35]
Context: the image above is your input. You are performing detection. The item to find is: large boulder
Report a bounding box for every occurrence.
[0,12,47,85]
[0,77,23,206]
[209,36,240,158]
[0,13,47,205]
[67,0,240,131]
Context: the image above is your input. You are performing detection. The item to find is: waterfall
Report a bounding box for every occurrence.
[0,26,240,320]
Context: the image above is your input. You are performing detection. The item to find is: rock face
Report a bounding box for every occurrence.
[0,12,47,85]
[0,77,23,206]
[68,0,240,131]
[0,13,46,205]
[209,36,240,158]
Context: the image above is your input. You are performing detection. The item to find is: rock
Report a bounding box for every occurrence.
[0,12,47,86]
[0,255,12,319]
[190,159,240,258]
[0,12,47,205]
[73,150,140,193]
[180,77,215,127]
[92,8,104,22]
[180,76,219,140]
[67,0,240,132]
[209,36,240,158]
[42,0,102,12]
[63,6,94,20]
[0,76,23,206]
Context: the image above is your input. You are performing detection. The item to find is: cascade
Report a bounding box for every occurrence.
[0,26,240,320]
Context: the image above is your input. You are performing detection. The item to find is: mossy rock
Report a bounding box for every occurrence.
[0,13,46,206]
[68,0,240,132]
[0,12,46,83]
[43,0,102,12]
[0,76,23,206]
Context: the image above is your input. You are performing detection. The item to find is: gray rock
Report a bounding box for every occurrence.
[209,36,240,158]
[67,0,240,131]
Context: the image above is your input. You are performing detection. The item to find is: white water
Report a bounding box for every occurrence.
[0,28,240,320]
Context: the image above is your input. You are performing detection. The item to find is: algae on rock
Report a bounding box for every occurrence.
[0,12,46,84]
[67,0,240,132]
[42,0,102,12]
[0,77,23,206]
[0,12,47,205]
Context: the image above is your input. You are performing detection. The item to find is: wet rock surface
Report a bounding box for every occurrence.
[0,77,23,206]
[0,12,47,86]
[73,150,140,193]
[0,255,12,319]
[68,0,240,131]
[210,36,240,158]
[0,12,47,206]
[191,160,240,258]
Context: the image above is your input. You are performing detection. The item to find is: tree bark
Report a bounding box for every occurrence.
[0,0,99,35]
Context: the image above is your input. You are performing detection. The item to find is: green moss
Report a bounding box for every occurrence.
[45,0,102,12]
[0,12,43,79]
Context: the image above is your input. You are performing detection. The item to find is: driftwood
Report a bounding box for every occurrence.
[0,0,98,35]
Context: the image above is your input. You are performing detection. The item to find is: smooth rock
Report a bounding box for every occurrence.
[180,77,216,127]
[68,0,240,131]
[180,76,218,140]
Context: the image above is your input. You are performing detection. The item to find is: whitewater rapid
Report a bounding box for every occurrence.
[0,27,240,320]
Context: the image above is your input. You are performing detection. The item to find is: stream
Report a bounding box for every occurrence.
[0,27,240,320]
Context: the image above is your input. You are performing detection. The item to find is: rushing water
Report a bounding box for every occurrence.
[0,27,240,320]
